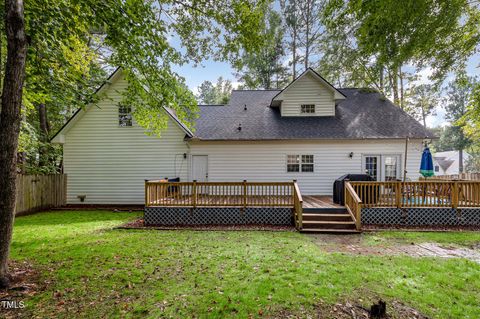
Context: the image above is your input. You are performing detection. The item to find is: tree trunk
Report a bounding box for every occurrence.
[421,102,427,128]
[292,0,297,80]
[391,67,399,106]
[459,149,464,173]
[38,103,50,167]
[0,0,28,289]
[379,65,384,92]
[304,0,310,70]
[399,66,404,110]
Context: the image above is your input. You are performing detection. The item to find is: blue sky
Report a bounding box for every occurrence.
[173,53,480,128]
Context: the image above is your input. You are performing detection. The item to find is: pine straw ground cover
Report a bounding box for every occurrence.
[2,211,479,318]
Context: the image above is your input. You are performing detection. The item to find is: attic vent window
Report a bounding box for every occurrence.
[119,104,132,127]
[301,104,315,114]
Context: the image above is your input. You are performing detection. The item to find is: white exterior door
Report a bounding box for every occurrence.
[362,154,401,181]
[383,155,401,181]
[192,155,208,182]
[362,155,381,181]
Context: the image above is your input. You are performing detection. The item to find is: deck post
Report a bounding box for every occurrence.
[144,179,149,206]
[292,180,296,206]
[292,179,303,229]
[395,182,402,208]
[452,181,459,209]
[243,180,247,209]
[193,180,197,208]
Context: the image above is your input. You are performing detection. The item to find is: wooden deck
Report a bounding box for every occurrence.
[150,195,293,207]
[302,195,343,209]
[150,194,341,209]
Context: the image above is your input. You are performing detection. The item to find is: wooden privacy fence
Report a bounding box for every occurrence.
[145,180,304,228]
[16,174,67,214]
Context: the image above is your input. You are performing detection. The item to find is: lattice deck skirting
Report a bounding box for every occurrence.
[362,207,480,226]
[144,207,293,226]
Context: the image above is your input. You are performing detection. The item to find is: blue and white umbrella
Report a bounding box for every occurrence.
[419,147,434,177]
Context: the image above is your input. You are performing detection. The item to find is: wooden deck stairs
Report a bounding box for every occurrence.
[300,207,360,233]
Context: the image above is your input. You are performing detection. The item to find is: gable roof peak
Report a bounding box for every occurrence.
[272,68,346,103]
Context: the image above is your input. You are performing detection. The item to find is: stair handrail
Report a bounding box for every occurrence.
[293,180,303,229]
[344,182,362,230]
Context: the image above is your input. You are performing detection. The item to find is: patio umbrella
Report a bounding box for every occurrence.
[419,146,434,178]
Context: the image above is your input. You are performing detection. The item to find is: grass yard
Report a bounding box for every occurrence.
[5,211,480,318]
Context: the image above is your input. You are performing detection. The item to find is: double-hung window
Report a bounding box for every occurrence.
[287,155,314,172]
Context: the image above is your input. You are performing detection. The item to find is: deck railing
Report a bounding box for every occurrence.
[422,173,480,181]
[344,182,362,230]
[346,180,480,209]
[145,180,304,228]
[293,180,303,229]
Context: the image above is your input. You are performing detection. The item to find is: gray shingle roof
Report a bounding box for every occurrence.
[192,89,432,140]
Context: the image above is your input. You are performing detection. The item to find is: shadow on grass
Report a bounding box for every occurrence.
[14,210,140,227]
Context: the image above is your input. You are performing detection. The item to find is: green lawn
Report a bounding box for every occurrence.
[8,211,480,318]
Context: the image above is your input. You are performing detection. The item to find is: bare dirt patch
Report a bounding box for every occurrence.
[322,299,429,319]
[308,234,480,263]
[271,298,429,318]
[0,261,44,318]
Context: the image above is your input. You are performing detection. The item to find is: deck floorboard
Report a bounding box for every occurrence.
[150,194,342,209]
[302,196,343,209]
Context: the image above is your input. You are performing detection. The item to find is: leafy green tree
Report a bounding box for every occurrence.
[0,0,268,288]
[280,0,327,79]
[405,84,439,128]
[465,152,480,173]
[433,126,469,152]
[464,83,480,141]
[197,77,233,104]
[279,0,299,79]
[236,7,289,89]
[197,81,217,105]
[296,0,326,70]
[442,72,477,172]
[321,0,480,105]
[0,0,28,289]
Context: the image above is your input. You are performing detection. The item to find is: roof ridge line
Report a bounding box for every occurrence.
[232,89,282,91]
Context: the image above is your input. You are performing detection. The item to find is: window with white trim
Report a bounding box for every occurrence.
[301,104,315,114]
[118,104,132,127]
[287,154,314,172]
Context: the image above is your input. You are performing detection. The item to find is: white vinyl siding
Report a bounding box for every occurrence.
[189,139,423,195]
[280,73,335,117]
[63,75,189,204]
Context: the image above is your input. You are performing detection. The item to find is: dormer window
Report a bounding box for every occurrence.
[301,104,315,114]
[119,104,132,127]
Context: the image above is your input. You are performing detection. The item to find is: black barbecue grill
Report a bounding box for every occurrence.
[333,174,375,205]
